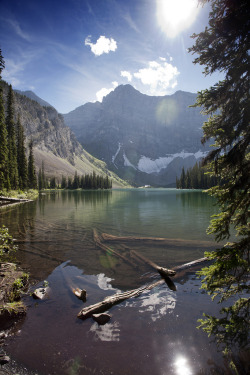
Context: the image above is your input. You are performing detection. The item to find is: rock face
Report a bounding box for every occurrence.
[1,81,127,187]
[64,85,209,186]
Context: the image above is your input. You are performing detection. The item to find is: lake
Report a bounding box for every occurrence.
[0,189,245,374]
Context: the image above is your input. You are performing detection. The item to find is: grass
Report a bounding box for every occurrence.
[0,189,39,200]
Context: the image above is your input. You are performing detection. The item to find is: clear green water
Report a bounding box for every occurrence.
[0,189,243,374]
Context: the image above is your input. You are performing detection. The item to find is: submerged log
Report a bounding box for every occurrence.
[93,229,137,269]
[77,256,211,320]
[130,250,176,278]
[101,232,215,248]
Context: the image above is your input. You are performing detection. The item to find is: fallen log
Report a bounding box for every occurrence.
[78,279,162,320]
[101,232,215,248]
[173,257,209,272]
[130,250,176,278]
[0,196,32,203]
[77,256,211,320]
[18,247,64,263]
[93,229,137,269]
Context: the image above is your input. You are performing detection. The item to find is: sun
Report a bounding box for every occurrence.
[156,0,200,38]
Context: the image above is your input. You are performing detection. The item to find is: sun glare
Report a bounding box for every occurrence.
[156,0,200,38]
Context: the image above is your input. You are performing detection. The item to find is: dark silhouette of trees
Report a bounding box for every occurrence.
[0,51,9,190]
[189,0,250,360]
[27,140,37,189]
[176,162,220,189]
[16,114,28,189]
[6,85,19,189]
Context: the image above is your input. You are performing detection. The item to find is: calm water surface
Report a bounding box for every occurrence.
[0,189,245,374]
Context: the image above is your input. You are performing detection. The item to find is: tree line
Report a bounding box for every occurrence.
[38,167,112,190]
[176,162,220,189]
[0,76,37,191]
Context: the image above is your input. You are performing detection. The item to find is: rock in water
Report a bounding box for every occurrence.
[92,313,111,325]
[74,288,87,301]
[0,354,10,365]
[32,287,49,300]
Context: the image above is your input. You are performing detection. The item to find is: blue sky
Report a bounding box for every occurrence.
[0,0,224,113]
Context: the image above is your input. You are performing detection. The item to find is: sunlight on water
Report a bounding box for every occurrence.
[175,356,192,375]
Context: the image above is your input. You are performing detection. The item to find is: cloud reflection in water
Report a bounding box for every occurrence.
[126,288,176,322]
[89,321,120,342]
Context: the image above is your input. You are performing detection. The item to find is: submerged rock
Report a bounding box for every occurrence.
[92,313,111,325]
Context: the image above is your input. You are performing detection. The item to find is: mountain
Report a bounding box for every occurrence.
[14,89,53,108]
[63,84,209,187]
[2,81,128,188]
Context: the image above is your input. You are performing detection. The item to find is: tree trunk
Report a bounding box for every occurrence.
[77,256,210,320]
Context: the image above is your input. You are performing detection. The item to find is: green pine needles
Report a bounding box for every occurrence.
[189,0,249,360]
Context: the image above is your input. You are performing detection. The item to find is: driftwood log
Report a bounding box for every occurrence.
[77,256,210,320]
[77,279,162,320]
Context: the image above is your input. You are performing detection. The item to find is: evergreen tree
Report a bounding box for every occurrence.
[50,176,56,189]
[72,171,80,189]
[6,85,19,189]
[16,114,28,190]
[0,51,8,190]
[61,175,67,189]
[27,140,37,189]
[189,0,250,358]
[67,176,72,189]
[38,161,46,190]
[180,167,186,189]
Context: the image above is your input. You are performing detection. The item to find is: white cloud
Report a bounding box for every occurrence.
[133,59,179,95]
[121,70,132,82]
[85,35,117,56]
[96,81,118,102]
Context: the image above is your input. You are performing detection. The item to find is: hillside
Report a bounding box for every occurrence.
[64,85,209,187]
[1,81,128,188]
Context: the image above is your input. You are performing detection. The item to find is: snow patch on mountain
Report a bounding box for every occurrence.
[112,142,122,168]
[137,150,208,174]
[123,152,137,170]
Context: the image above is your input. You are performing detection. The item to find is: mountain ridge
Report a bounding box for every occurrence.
[63,84,208,186]
[2,81,128,188]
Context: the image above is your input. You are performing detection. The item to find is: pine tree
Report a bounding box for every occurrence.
[27,140,37,189]
[16,114,28,190]
[189,0,250,357]
[61,175,67,189]
[72,171,79,189]
[6,85,19,189]
[0,54,8,190]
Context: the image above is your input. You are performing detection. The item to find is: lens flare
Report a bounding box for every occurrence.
[156,0,200,38]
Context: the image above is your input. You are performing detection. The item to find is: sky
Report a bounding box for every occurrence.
[0,0,224,114]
